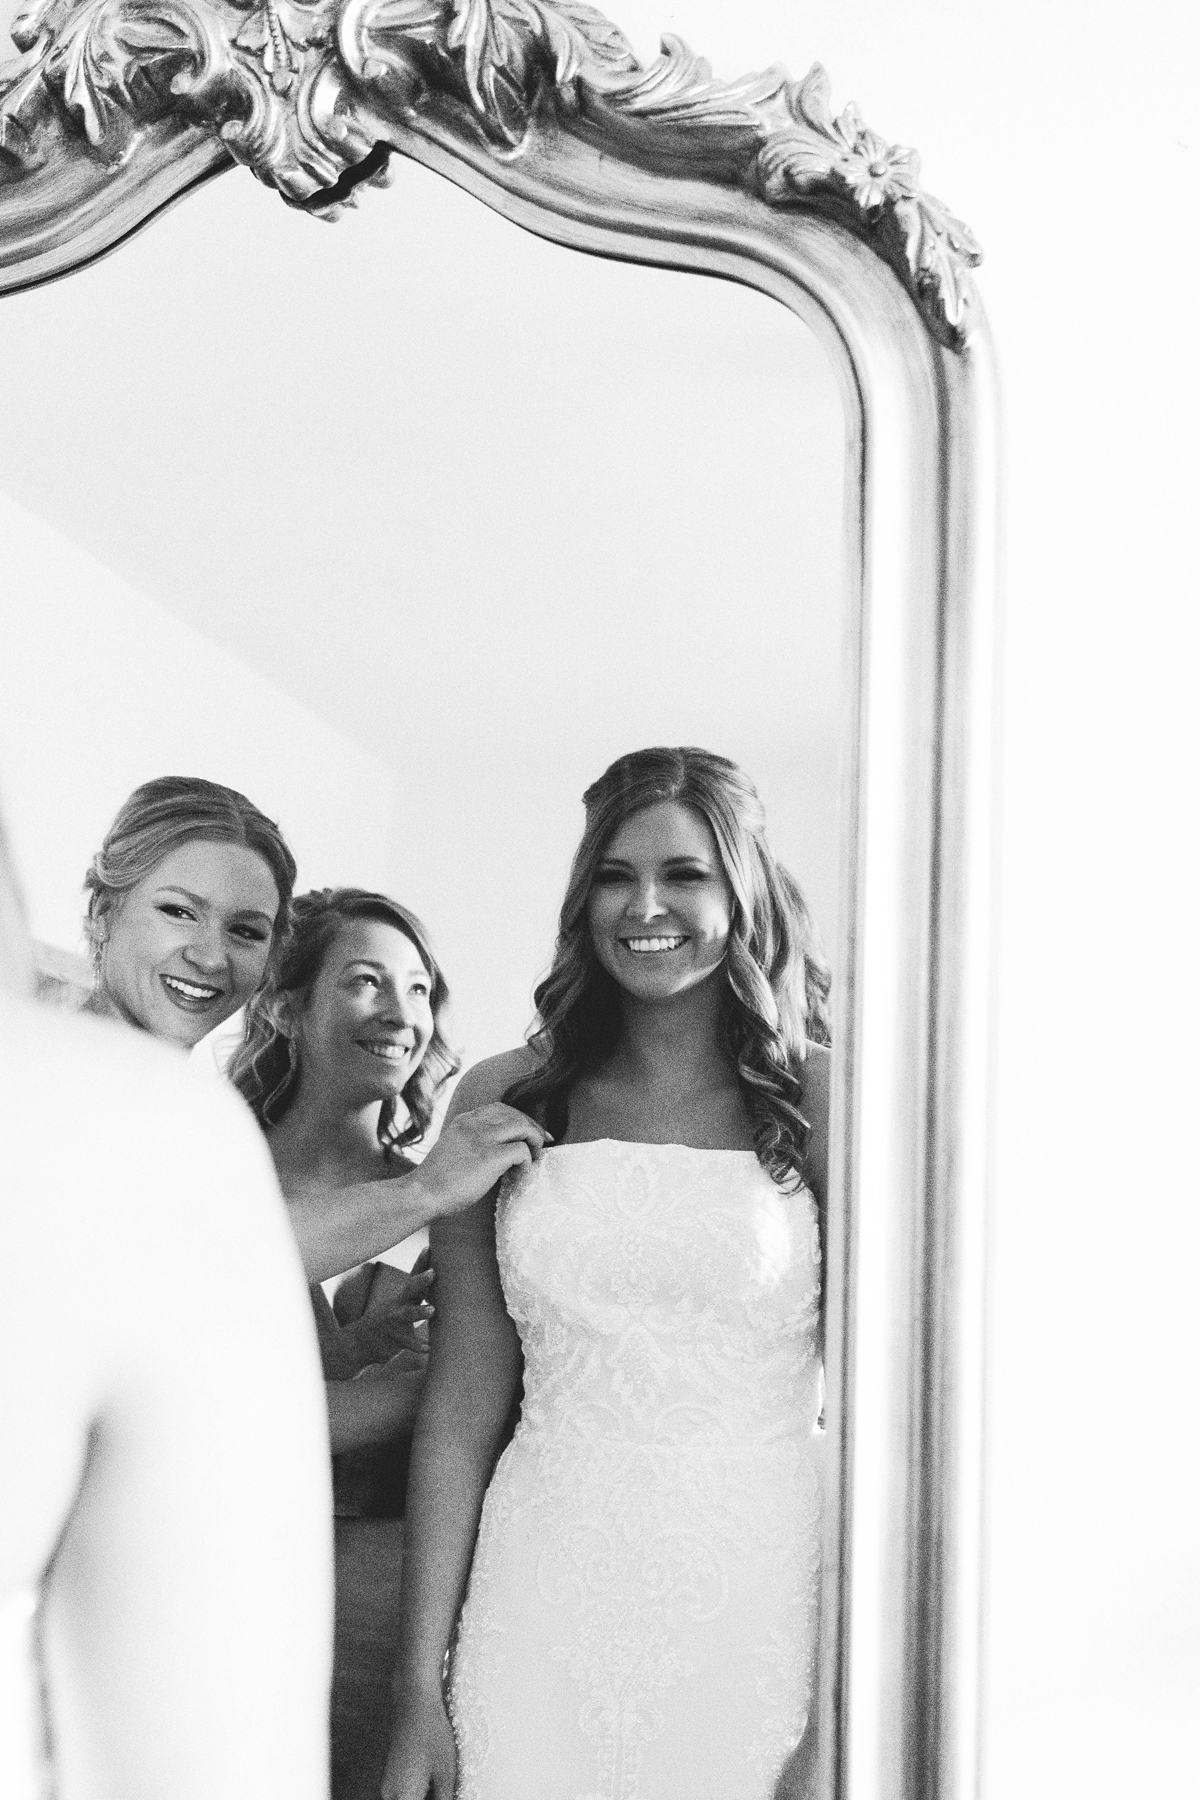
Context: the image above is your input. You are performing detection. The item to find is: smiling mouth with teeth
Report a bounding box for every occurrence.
[160,973,223,1004]
[622,935,687,954]
[357,1040,416,1061]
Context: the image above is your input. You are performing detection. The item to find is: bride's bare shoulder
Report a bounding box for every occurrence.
[446,1043,544,1115]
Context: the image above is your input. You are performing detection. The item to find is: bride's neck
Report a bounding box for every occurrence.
[609,976,733,1094]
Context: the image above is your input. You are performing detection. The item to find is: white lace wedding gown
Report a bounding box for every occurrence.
[448,1140,825,1800]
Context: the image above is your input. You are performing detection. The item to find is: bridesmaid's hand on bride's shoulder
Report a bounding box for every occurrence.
[417,1101,550,1219]
[380,1689,457,1800]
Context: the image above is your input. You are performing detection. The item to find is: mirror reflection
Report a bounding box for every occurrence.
[0,145,845,1800]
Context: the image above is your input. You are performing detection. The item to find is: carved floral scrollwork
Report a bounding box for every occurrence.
[0,0,981,345]
[0,0,377,195]
[754,65,981,337]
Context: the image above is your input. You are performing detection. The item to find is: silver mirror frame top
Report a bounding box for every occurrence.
[0,5,999,1799]
[0,0,981,342]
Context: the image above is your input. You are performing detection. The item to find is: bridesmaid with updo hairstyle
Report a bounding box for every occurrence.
[80,774,550,1301]
[0,806,331,1800]
[229,887,462,1800]
[83,774,296,1048]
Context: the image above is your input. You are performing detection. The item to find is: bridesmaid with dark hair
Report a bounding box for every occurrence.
[228,887,465,1800]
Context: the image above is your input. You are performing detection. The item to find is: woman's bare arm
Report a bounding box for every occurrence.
[381,1198,521,1800]
[381,1056,532,1800]
[394,1198,520,1689]
[283,1100,547,1281]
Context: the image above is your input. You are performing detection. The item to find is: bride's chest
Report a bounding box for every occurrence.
[496,1148,821,1341]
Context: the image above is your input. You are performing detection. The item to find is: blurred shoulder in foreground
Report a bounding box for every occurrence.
[0,994,332,1800]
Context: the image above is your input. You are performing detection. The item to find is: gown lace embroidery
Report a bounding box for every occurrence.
[448,1141,824,1800]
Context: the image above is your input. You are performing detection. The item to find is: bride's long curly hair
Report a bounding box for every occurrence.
[505,747,831,1191]
[228,887,459,1150]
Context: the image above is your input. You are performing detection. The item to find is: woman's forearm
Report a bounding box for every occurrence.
[393,1346,519,1693]
[282,1103,551,1281]
[287,1169,437,1282]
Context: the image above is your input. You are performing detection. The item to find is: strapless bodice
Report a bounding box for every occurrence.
[496,1139,823,1450]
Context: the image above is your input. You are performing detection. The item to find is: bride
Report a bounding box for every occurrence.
[384,746,831,1800]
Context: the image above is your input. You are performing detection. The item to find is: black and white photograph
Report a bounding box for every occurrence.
[0,1,1195,1797]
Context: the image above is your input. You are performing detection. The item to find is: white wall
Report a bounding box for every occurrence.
[0,493,396,952]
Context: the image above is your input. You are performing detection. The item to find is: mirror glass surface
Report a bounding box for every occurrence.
[0,156,846,1061]
[0,69,853,1800]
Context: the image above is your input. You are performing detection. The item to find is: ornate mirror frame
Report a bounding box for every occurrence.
[0,4,999,1796]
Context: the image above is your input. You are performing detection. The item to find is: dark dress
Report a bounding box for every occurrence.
[310,1273,413,1800]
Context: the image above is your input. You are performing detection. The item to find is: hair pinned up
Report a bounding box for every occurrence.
[84,776,296,968]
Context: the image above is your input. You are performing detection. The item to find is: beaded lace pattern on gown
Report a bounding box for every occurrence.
[448,1140,824,1800]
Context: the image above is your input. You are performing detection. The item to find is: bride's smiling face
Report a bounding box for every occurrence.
[587,800,734,1002]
